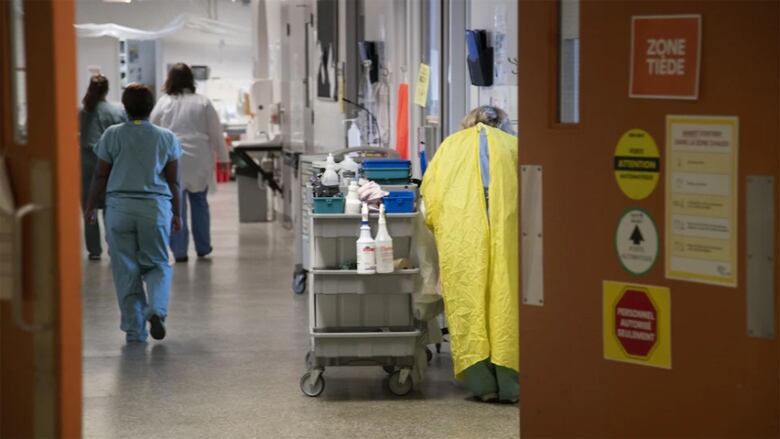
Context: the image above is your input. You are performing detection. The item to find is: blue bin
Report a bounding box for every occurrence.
[313,196,345,214]
[362,159,412,169]
[383,191,415,213]
[363,159,412,182]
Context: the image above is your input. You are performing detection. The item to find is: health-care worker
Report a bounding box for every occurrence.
[84,83,182,343]
[79,74,126,260]
[420,106,519,403]
[151,63,229,263]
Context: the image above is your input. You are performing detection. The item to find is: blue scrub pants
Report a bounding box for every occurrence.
[81,148,105,257]
[170,189,211,258]
[106,206,172,342]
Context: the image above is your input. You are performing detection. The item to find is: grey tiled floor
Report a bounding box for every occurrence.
[82,183,519,438]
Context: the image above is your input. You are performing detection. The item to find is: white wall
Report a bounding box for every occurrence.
[309,0,347,152]
[76,0,254,114]
[467,0,518,127]
[77,36,119,103]
[363,0,408,152]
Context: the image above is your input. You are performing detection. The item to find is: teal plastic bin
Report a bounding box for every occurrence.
[313,196,345,214]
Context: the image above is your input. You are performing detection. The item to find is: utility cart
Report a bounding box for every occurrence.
[300,199,429,397]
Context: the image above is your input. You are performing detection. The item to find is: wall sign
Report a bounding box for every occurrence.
[603,281,671,369]
[614,128,660,200]
[414,63,431,108]
[615,208,658,276]
[629,15,701,100]
[666,115,739,287]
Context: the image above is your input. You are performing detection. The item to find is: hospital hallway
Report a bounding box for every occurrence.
[80,183,519,439]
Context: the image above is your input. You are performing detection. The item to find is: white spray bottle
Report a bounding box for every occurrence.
[321,153,340,187]
[356,202,376,274]
[374,203,394,273]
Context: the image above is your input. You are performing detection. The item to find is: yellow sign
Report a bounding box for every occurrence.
[665,115,739,287]
[603,281,671,369]
[614,128,660,200]
[414,64,430,108]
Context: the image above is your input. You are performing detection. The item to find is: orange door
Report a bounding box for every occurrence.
[518,1,779,437]
[0,1,81,437]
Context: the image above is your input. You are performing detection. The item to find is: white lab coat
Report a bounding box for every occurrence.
[150,92,229,193]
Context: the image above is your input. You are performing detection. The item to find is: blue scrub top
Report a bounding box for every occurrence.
[79,101,126,150]
[95,120,182,220]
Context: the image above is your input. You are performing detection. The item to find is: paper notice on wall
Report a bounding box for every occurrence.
[414,64,430,108]
[665,115,739,287]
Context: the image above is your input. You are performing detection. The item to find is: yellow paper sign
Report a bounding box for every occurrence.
[414,64,430,108]
[603,281,671,369]
[614,128,660,200]
[665,115,739,287]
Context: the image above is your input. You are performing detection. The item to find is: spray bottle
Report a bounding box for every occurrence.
[321,153,340,187]
[356,202,376,274]
[374,203,394,273]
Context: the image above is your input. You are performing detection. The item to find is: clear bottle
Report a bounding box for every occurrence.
[374,204,394,273]
[356,203,376,274]
[345,181,362,215]
[339,154,361,188]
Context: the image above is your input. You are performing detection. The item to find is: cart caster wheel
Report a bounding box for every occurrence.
[425,347,433,363]
[300,371,325,397]
[387,371,413,396]
[382,365,395,375]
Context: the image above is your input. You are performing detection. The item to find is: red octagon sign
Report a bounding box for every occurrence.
[614,288,657,357]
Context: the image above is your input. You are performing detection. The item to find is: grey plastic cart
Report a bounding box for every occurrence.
[300,202,428,397]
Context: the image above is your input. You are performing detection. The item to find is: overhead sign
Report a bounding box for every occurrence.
[666,115,739,287]
[615,208,658,276]
[629,15,701,100]
[614,128,660,200]
[603,281,671,369]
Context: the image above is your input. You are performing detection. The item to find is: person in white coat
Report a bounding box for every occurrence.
[151,63,230,263]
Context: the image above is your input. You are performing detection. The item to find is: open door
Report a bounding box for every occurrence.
[1,1,81,437]
[519,1,779,437]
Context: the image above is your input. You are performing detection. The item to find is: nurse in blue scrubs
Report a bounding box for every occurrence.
[84,83,182,343]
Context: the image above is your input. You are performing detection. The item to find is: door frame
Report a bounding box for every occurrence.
[0,1,81,437]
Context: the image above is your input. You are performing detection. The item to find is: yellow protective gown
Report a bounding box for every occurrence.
[421,123,519,377]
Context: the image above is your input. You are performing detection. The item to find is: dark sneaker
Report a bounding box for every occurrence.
[197,247,213,258]
[149,315,166,340]
[175,256,189,263]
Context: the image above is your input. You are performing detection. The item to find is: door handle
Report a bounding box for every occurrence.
[12,203,50,332]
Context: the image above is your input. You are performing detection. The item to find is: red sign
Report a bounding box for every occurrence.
[629,15,701,100]
[614,288,657,357]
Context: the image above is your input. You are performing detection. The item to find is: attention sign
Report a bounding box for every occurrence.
[603,281,671,369]
[629,15,701,100]
[614,128,660,200]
